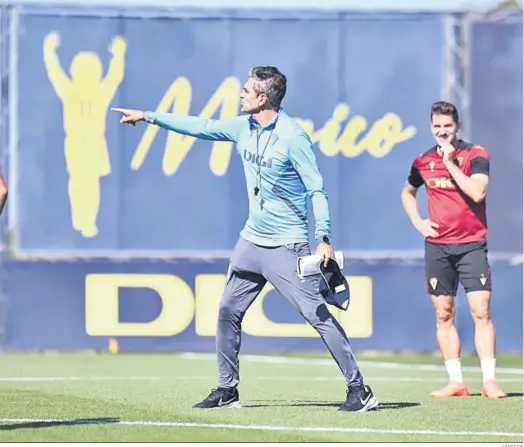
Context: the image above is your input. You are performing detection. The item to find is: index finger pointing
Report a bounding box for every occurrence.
[111,108,125,113]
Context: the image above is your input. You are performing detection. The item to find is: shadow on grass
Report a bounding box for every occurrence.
[0,418,120,431]
[469,392,523,398]
[244,400,422,410]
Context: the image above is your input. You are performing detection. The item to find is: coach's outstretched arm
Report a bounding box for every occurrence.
[111,108,243,142]
[289,133,333,261]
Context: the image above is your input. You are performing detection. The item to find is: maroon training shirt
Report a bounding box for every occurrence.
[407,140,490,244]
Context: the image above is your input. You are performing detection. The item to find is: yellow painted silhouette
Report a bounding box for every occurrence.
[43,32,126,238]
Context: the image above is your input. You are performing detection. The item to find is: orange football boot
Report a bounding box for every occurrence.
[481,380,507,399]
[430,381,469,397]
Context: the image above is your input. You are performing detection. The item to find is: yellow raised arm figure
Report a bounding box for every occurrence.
[43,32,127,238]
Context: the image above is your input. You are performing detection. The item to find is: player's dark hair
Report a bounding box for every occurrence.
[431,101,460,124]
[249,66,287,110]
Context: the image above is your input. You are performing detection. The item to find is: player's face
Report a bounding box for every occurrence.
[240,77,267,113]
[431,113,460,146]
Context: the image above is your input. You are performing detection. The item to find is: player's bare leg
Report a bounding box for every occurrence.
[430,294,469,397]
[467,290,507,398]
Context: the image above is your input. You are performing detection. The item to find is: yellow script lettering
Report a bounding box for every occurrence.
[132,76,417,175]
[298,105,417,158]
[131,76,240,176]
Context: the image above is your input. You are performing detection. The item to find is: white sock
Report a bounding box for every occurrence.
[444,358,464,383]
[481,358,496,383]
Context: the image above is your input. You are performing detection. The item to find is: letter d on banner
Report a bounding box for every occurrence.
[85,274,194,336]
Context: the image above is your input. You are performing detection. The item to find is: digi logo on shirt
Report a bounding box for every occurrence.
[243,150,274,168]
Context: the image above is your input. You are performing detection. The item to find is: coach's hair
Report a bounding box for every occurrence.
[431,101,460,124]
[248,66,287,110]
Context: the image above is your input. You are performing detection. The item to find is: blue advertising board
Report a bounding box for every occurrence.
[0,9,521,354]
[2,258,522,352]
[469,17,523,254]
[11,10,447,256]
[9,9,521,257]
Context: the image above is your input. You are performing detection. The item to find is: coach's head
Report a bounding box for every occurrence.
[240,66,287,114]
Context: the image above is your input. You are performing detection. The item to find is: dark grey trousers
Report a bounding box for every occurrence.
[217,237,363,388]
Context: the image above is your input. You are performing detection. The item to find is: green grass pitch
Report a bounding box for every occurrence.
[0,352,522,442]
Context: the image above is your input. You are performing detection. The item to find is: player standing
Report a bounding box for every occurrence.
[401,101,506,398]
[113,66,378,412]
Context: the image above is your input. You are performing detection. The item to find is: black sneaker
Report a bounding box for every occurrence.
[192,387,241,409]
[338,383,378,412]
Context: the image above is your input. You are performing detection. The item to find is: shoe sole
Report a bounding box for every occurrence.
[193,400,242,410]
[215,400,242,409]
[356,396,379,412]
[338,396,379,412]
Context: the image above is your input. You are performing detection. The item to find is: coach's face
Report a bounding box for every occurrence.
[431,113,460,147]
[240,77,268,113]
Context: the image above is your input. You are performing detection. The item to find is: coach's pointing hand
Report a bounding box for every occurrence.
[414,218,439,238]
[111,108,145,126]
